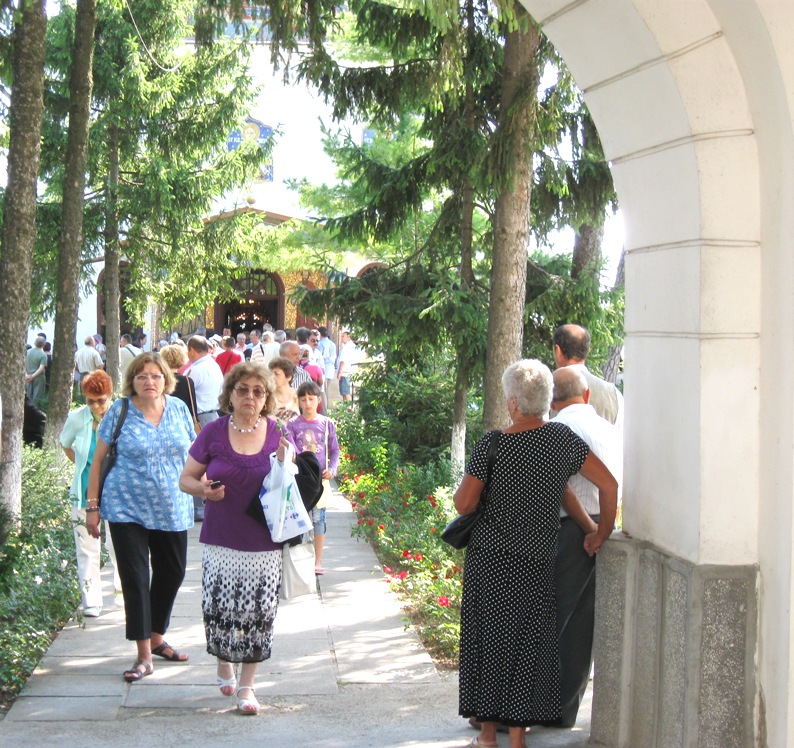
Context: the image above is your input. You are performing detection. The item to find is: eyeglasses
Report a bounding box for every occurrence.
[86,397,109,406]
[134,374,164,382]
[310,338,319,343]
[234,385,267,399]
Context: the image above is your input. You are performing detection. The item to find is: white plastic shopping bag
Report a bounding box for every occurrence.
[259,443,312,542]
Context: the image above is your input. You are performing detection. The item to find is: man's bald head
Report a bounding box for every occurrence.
[553,324,591,367]
[552,367,589,409]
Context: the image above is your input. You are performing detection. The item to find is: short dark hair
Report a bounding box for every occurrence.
[296,327,310,344]
[553,324,590,362]
[223,336,236,349]
[318,326,328,337]
[297,381,322,398]
[120,334,132,345]
[187,335,209,354]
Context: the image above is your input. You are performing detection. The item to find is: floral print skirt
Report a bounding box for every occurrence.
[202,544,282,663]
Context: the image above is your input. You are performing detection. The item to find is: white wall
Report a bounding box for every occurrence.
[520,0,794,744]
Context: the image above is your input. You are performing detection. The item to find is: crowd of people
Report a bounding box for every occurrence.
[29,323,346,715]
[27,317,624,736]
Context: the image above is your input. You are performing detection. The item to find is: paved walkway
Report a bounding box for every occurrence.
[0,490,591,747]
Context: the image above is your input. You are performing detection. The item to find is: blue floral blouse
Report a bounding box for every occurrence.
[97,395,196,531]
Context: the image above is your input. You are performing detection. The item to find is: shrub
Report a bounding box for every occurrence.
[0,446,79,700]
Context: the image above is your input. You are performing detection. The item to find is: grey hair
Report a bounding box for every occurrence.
[501,359,553,417]
[552,367,588,403]
[274,330,286,343]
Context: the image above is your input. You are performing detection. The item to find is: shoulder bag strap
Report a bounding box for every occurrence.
[186,377,199,420]
[109,397,129,449]
[484,429,500,489]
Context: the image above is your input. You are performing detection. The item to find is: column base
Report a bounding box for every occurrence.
[591,534,757,747]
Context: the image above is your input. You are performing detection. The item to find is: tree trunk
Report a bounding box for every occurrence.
[571,222,603,280]
[451,351,469,485]
[45,0,98,448]
[449,0,479,477]
[482,11,541,431]
[103,127,122,390]
[0,0,48,521]
[602,246,625,383]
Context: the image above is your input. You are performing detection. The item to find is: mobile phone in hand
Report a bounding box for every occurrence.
[210,480,222,489]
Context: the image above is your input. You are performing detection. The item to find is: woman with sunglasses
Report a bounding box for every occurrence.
[86,352,196,683]
[60,369,120,617]
[179,362,293,716]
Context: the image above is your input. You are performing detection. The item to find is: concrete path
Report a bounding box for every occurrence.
[0,490,592,747]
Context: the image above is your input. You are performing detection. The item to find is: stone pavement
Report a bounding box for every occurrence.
[0,490,592,747]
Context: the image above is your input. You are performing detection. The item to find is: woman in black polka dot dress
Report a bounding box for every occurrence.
[454,360,618,748]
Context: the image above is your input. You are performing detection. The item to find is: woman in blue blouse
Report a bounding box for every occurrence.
[60,370,120,617]
[86,352,196,683]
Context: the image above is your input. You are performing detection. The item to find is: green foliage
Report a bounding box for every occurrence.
[523,250,624,372]
[0,447,79,699]
[353,357,483,463]
[32,0,271,324]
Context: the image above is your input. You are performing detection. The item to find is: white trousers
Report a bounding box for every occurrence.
[71,507,121,609]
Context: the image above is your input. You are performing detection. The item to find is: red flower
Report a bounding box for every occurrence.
[351,501,357,508]
[437,596,451,607]
[358,492,365,499]
[377,524,386,532]
[414,553,423,562]
[358,519,365,526]
[383,566,392,574]
[430,527,438,534]
[389,506,396,512]
[403,550,412,558]
[368,518,374,525]
[427,495,434,500]
[398,571,408,580]
[429,499,438,508]
[403,502,409,507]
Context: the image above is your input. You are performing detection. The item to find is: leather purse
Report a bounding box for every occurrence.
[96,397,129,507]
[441,430,500,549]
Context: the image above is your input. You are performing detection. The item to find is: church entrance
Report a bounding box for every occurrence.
[214,270,284,336]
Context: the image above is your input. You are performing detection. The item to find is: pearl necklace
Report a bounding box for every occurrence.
[230,415,261,434]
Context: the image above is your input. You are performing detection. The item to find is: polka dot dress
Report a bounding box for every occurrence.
[458,422,589,726]
[202,544,282,663]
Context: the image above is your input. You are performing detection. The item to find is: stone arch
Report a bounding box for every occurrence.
[517,2,794,745]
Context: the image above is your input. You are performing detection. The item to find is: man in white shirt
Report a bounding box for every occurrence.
[119,334,142,382]
[552,324,624,430]
[551,367,623,727]
[260,331,280,363]
[247,329,266,363]
[74,336,104,380]
[186,335,224,522]
[186,335,224,426]
[336,330,357,401]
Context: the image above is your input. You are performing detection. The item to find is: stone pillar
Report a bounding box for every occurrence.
[591,535,757,747]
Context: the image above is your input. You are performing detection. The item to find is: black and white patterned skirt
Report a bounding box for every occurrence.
[202,544,282,663]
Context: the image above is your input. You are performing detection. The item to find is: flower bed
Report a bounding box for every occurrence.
[332,404,465,665]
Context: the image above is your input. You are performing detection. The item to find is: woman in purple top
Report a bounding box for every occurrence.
[179,362,291,716]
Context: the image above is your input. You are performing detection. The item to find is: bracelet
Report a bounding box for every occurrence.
[85,507,100,513]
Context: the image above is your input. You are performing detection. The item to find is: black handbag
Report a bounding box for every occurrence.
[96,397,128,507]
[441,430,500,549]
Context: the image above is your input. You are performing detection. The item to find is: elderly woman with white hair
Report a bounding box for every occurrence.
[454,359,618,748]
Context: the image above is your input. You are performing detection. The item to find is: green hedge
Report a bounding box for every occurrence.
[0,446,79,700]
